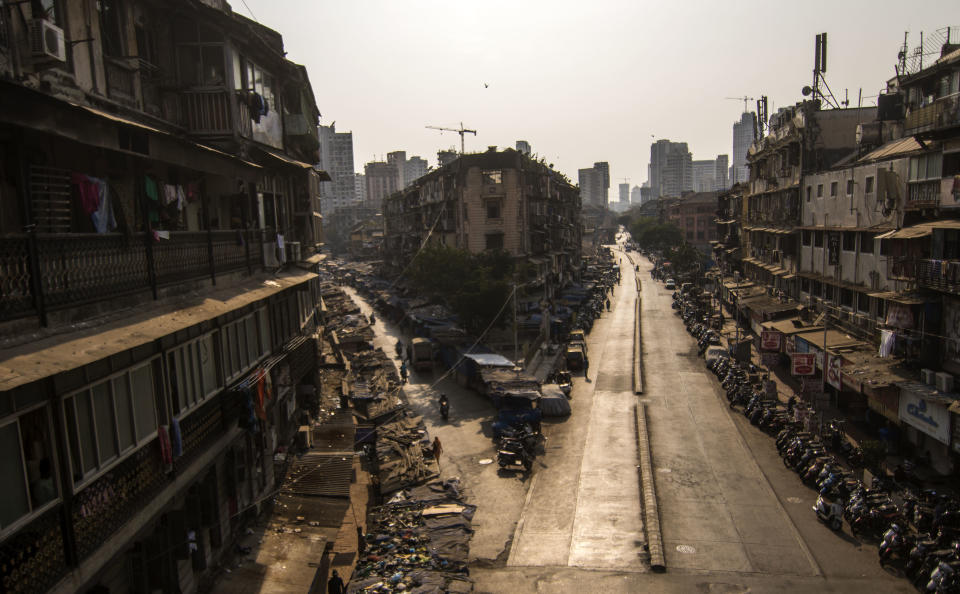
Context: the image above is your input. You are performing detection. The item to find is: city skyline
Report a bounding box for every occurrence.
[240,0,956,186]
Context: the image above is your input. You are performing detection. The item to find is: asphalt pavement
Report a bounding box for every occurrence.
[508,247,645,570]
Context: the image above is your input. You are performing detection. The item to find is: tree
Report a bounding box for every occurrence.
[407,246,515,335]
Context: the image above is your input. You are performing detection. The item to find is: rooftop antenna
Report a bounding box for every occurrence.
[804,33,841,109]
[425,122,477,154]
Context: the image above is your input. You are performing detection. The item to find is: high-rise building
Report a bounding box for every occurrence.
[649,140,692,198]
[404,156,428,187]
[364,161,399,208]
[715,154,729,190]
[387,151,407,188]
[619,183,630,204]
[516,140,531,155]
[630,185,642,205]
[578,168,603,207]
[354,173,367,205]
[732,112,756,184]
[318,123,356,215]
[593,162,610,206]
[692,160,716,193]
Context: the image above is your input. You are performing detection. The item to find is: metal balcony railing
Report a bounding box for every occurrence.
[904,95,960,135]
[0,230,264,323]
[917,258,960,294]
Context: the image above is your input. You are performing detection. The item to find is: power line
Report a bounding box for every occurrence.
[239,0,256,20]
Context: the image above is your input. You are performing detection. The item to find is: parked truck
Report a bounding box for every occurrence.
[410,337,434,372]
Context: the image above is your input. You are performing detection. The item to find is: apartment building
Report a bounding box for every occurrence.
[0,2,335,592]
[383,147,581,297]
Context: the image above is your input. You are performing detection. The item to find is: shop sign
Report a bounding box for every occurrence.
[826,353,844,391]
[792,353,816,376]
[761,353,780,367]
[899,390,951,444]
[761,330,782,351]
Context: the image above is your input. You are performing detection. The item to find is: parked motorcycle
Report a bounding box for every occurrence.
[814,494,844,531]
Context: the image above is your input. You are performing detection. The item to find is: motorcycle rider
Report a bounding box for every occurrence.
[439,394,449,420]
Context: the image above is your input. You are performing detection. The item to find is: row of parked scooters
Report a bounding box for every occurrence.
[672,290,721,355]
[669,276,960,591]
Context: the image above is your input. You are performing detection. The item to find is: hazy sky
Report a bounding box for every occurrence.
[239,0,958,187]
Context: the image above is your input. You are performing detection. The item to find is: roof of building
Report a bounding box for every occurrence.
[857,136,926,163]
[0,271,317,393]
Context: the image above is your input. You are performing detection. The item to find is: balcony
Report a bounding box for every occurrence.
[917,258,960,295]
[905,95,960,136]
[104,56,139,108]
[906,180,942,209]
[887,256,918,282]
[0,230,264,324]
[181,89,252,138]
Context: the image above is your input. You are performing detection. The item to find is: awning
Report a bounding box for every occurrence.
[797,329,863,352]
[263,149,332,180]
[71,102,263,170]
[740,295,802,315]
[897,381,960,405]
[716,220,736,225]
[876,220,960,240]
[866,291,928,305]
[763,317,821,336]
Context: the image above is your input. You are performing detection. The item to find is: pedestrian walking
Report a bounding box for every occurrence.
[605,298,610,311]
[583,357,589,379]
[432,437,443,467]
[400,361,408,384]
[328,570,345,594]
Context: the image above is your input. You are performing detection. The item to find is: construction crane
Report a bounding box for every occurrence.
[725,96,755,113]
[425,122,476,154]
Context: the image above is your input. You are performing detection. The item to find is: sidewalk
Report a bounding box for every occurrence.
[717,310,959,495]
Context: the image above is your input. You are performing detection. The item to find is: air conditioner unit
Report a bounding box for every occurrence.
[921,368,936,385]
[29,19,66,64]
[935,372,954,393]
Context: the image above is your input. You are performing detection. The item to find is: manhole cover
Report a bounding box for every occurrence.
[786,497,803,504]
[478,459,493,465]
[656,468,672,473]
[676,545,696,554]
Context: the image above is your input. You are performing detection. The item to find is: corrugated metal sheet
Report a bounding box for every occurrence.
[283,451,353,498]
[858,136,924,163]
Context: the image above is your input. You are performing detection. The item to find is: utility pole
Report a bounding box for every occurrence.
[425,122,477,154]
[513,282,519,366]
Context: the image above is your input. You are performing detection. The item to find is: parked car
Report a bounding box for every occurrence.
[665,278,676,290]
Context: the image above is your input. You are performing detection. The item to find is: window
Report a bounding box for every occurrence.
[485,233,504,250]
[801,278,811,293]
[806,186,812,202]
[846,179,854,195]
[816,184,823,198]
[814,230,823,247]
[64,361,158,486]
[909,153,944,181]
[168,334,220,415]
[802,229,812,246]
[860,232,875,254]
[865,176,875,194]
[0,406,58,530]
[879,238,889,256]
[857,293,871,314]
[98,0,125,58]
[842,231,856,251]
[221,312,266,381]
[32,0,60,24]
[830,181,838,197]
[175,19,226,87]
[486,200,501,220]
[482,170,502,185]
[696,230,704,240]
[840,288,854,308]
[686,231,694,240]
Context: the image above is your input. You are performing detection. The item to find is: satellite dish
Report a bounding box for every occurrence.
[801,86,813,96]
